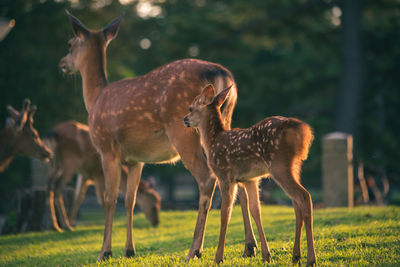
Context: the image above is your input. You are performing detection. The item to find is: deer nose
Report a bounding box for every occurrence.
[59,57,69,73]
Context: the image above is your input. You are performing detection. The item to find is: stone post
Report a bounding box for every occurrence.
[322,132,354,207]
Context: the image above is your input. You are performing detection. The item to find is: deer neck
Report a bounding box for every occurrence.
[198,108,226,157]
[0,128,15,172]
[80,46,108,113]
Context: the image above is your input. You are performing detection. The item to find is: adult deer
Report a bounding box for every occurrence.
[184,85,316,266]
[43,120,161,232]
[0,99,52,172]
[59,11,257,260]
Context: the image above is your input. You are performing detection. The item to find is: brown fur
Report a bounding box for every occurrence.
[44,121,161,232]
[184,85,316,265]
[0,99,51,172]
[59,12,258,261]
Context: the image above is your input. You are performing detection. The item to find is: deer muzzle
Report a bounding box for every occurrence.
[183,116,191,127]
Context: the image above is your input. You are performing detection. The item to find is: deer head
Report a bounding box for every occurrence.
[59,10,122,74]
[6,99,52,161]
[136,180,161,227]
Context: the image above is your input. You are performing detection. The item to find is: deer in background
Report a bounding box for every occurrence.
[184,85,316,266]
[0,99,52,172]
[59,11,259,260]
[43,120,161,232]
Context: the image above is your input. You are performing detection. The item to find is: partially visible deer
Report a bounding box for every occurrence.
[59,11,259,261]
[0,99,52,172]
[43,121,161,232]
[184,85,316,266]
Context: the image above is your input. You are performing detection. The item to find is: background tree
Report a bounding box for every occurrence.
[1,0,399,211]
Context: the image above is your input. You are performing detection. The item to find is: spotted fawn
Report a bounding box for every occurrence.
[184,84,316,266]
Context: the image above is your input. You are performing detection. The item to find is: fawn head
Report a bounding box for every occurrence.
[184,84,232,128]
[59,10,122,74]
[6,99,52,161]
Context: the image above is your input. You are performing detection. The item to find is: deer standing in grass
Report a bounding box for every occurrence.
[184,85,316,266]
[43,120,161,232]
[0,99,52,172]
[59,11,258,260]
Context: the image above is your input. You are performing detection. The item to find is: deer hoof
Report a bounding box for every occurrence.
[97,251,112,261]
[306,260,316,267]
[293,255,301,265]
[194,249,202,259]
[52,225,63,233]
[214,257,224,265]
[243,242,257,257]
[263,252,271,263]
[65,225,74,231]
[124,248,136,258]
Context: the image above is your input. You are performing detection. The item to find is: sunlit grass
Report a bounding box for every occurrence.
[0,205,399,266]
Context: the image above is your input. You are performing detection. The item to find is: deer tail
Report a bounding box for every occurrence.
[284,119,314,161]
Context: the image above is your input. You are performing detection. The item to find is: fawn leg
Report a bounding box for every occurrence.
[237,184,258,257]
[272,165,316,266]
[124,162,144,258]
[292,200,304,265]
[214,181,237,264]
[243,180,271,262]
[97,151,121,261]
[69,175,92,226]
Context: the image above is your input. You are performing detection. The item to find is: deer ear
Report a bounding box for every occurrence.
[201,84,215,105]
[29,105,37,119]
[103,14,123,44]
[7,105,19,120]
[14,99,30,131]
[66,10,90,39]
[213,85,232,107]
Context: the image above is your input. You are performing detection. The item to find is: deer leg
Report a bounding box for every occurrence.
[69,175,92,226]
[272,165,316,266]
[47,174,62,232]
[243,180,271,262]
[189,176,216,260]
[215,181,237,264]
[124,162,144,258]
[166,126,216,260]
[237,184,258,257]
[94,176,106,208]
[292,200,304,265]
[54,169,75,231]
[98,152,121,261]
[166,125,254,260]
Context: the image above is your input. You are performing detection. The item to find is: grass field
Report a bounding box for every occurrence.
[0,205,399,266]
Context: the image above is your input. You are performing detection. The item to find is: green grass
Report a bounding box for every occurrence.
[0,205,399,266]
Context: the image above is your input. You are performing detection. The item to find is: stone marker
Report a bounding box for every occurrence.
[322,132,354,207]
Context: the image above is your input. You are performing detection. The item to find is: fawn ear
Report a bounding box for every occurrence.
[213,85,232,107]
[66,10,90,39]
[201,84,216,105]
[103,14,123,44]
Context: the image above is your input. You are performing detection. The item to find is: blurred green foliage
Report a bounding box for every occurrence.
[0,0,399,208]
